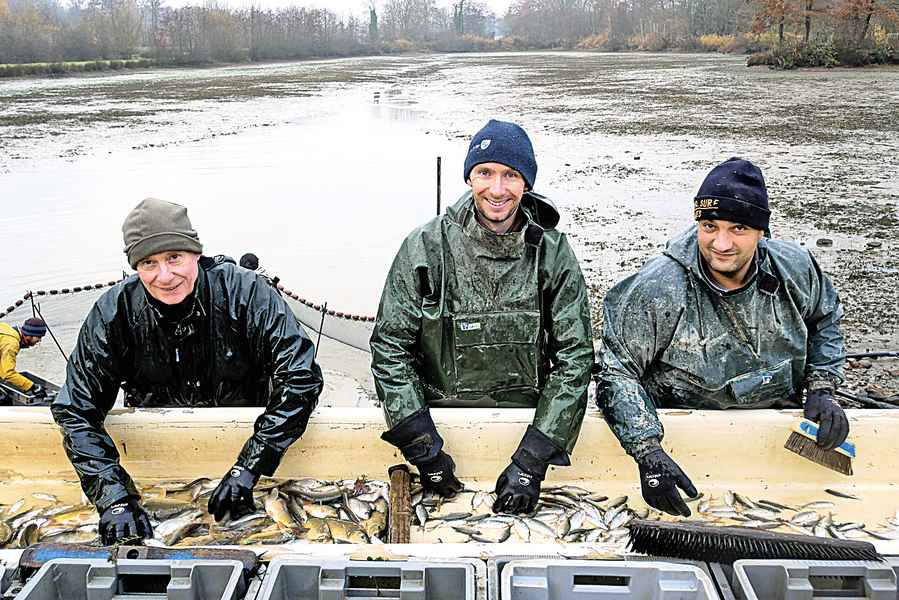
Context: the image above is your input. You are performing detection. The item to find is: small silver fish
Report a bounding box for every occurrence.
[791,510,819,525]
[757,499,795,511]
[801,501,835,510]
[346,497,372,521]
[435,512,471,521]
[825,489,859,500]
[154,509,204,546]
[415,504,428,528]
[31,493,58,503]
[607,509,632,530]
[733,493,757,510]
[471,491,489,511]
[452,525,481,536]
[607,496,628,509]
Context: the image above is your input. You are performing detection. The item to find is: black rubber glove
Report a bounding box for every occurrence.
[804,389,849,450]
[493,462,541,514]
[637,449,697,517]
[415,451,464,498]
[99,498,153,545]
[208,465,259,522]
[30,384,46,398]
[381,408,463,498]
[493,425,569,515]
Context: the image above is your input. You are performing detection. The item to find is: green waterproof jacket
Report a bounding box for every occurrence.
[596,226,845,456]
[370,192,594,453]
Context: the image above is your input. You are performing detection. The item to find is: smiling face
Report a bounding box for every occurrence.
[697,219,764,289]
[136,251,200,305]
[467,162,526,234]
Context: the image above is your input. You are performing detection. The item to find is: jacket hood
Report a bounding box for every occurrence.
[446,190,560,230]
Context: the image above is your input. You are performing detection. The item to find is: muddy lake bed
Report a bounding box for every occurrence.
[2,52,898,401]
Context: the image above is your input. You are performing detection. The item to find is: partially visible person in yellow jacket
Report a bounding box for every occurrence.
[0,318,47,404]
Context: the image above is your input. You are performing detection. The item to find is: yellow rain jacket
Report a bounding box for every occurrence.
[0,322,34,391]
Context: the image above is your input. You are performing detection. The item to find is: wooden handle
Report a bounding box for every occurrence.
[388,463,412,544]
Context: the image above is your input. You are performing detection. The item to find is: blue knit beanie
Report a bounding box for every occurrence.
[694,157,770,232]
[463,120,537,190]
[21,318,47,337]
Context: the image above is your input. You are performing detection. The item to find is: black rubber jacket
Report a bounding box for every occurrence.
[51,256,323,512]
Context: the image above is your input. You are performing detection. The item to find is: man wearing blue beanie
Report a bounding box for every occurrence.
[372,119,594,515]
[0,318,48,403]
[596,157,847,517]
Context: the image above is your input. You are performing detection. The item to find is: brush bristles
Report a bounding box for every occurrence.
[785,432,853,475]
[627,520,882,564]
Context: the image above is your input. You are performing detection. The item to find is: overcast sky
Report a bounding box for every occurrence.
[167,0,513,16]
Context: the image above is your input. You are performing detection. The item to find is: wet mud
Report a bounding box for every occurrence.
[1,52,897,400]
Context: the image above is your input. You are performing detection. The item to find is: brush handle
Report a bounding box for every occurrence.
[792,418,856,458]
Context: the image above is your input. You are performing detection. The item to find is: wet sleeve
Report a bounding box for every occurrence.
[595,275,665,456]
[0,343,34,391]
[50,306,139,512]
[802,251,845,390]
[237,278,324,476]
[532,236,593,455]
[370,238,429,428]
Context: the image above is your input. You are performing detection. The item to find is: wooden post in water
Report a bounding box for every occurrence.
[387,464,412,544]
[436,156,442,216]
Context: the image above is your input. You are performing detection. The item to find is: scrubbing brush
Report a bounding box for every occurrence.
[627,519,882,564]
[784,418,855,475]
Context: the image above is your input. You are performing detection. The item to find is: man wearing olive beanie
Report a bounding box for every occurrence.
[52,198,324,546]
[596,157,846,518]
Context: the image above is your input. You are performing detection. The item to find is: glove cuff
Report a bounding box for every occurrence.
[236,438,282,476]
[805,387,833,403]
[806,373,839,393]
[229,464,260,485]
[630,437,663,462]
[511,425,569,479]
[381,408,445,464]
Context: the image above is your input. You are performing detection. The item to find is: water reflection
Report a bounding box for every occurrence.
[0,103,460,316]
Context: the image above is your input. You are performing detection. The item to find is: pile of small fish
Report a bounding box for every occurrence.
[412,485,639,546]
[688,489,899,542]
[0,476,391,548]
[1,480,897,549]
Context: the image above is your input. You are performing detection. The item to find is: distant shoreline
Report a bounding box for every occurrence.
[3,46,897,81]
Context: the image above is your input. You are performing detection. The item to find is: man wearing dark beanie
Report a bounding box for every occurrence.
[371,119,593,515]
[0,318,49,403]
[595,157,847,517]
[52,198,324,545]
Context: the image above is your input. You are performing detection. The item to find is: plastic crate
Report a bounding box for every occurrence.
[731,559,899,600]
[13,558,246,600]
[487,555,558,600]
[1,563,12,596]
[501,559,719,599]
[256,557,482,600]
[707,563,737,600]
[487,556,713,600]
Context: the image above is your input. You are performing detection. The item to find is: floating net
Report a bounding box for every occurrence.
[0,276,374,386]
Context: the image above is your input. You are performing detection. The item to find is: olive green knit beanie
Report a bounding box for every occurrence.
[122,198,203,268]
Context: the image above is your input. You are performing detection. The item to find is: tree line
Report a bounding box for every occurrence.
[1,0,896,68]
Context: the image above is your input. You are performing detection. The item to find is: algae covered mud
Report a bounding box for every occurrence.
[2,53,899,398]
[1,475,897,551]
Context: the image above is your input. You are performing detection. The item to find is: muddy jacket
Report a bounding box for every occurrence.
[51,256,324,512]
[370,192,594,453]
[0,323,33,391]
[597,226,844,456]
